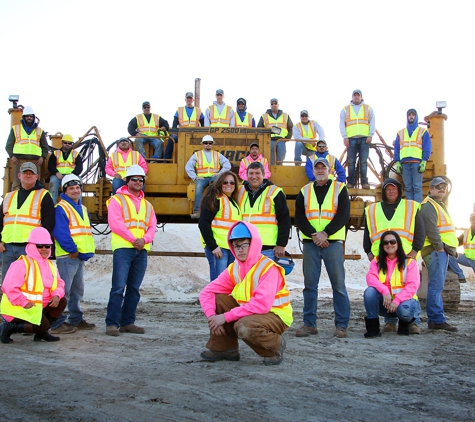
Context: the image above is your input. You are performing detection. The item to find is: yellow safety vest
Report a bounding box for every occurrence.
[237,185,281,246]
[107,194,154,251]
[135,114,163,136]
[235,112,254,128]
[177,107,201,127]
[54,149,79,175]
[398,127,426,160]
[377,257,418,300]
[366,200,420,257]
[300,181,346,241]
[463,229,475,260]
[54,201,95,256]
[1,189,49,243]
[110,150,141,178]
[241,156,269,173]
[208,105,232,127]
[308,154,337,180]
[229,255,293,326]
[296,121,318,151]
[262,113,289,138]
[194,150,221,177]
[344,104,371,138]
[12,124,43,156]
[421,197,458,248]
[0,256,58,325]
[210,196,242,249]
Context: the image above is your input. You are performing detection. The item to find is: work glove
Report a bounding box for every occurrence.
[395,162,402,174]
[418,160,427,173]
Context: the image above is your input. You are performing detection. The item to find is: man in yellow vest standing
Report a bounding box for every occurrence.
[5,106,50,191]
[185,135,231,219]
[420,177,458,332]
[293,110,325,165]
[234,98,255,128]
[105,137,148,194]
[128,101,169,159]
[0,162,55,287]
[199,221,292,365]
[105,165,157,336]
[394,109,432,203]
[294,158,351,338]
[257,98,293,165]
[50,174,96,335]
[340,90,375,189]
[47,134,83,204]
[204,89,235,127]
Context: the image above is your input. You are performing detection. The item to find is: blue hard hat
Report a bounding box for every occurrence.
[275,252,295,275]
[229,222,252,240]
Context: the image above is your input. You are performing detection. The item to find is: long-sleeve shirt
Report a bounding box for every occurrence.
[305,152,346,182]
[238,154,271,180]
[47,149,83,176]
[105,148,148,177]
[127,114,169,136]
[204,102,235,127]
[185,150,231,181]
[366,257,420,306]
[339,100,375,139]
[293,120,325,141]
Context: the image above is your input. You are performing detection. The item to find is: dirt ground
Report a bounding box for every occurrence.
[1,292,474,422]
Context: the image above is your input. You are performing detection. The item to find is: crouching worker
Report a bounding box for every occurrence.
[1,227,66,343]
[363,230,421,338]
[199,221,292,365]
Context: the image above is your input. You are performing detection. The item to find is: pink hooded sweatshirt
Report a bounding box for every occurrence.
[366,257,420,306]
[238,154,271,181]
[1,233,65,322]
[199,221,287,323]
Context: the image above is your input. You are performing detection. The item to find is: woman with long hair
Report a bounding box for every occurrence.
[199,171,242,281]
[363,230,421,338]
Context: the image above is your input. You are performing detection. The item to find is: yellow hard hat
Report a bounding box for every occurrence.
[62,134,74,143]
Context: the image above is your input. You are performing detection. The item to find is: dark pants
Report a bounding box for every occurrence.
[11,297,67,334]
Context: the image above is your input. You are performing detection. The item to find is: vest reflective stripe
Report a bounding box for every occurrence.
[1,189,49,243]
[235,112,253,128]
[421,197,458,248]
[0,256,58,325]
[242,156,269,171]
[54,150,79,175]
[237,185,280,245]
[366,200,419,257]
[136,114,161,136]
[398,127,425,160]
[208,105,232,127]
[309,154,337,180]
[344,104,370,138]
[463,229,475,260]
[177,107,201,127]
[54,201,95,256]
[12,124,43,156]
[110,150,140,178]
[262,113,289,138]
[195,150,221,177]
[229,255,293,326]
[211,196,243,248]
[301,181,346,240]
[107,194,153,251]
[296,121,318,151]
[377,257,418,300]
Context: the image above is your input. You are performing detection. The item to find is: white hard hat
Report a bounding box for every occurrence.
[61,174,82,189]
[22,106,35,116]
[124,164,147,179]
[201,135,214,144]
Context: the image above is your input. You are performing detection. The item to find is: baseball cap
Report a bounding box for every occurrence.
[249,142,259,149]
[216,89,224,95]
[270,98,278,103]
[142,101,150,107]
[185,92,194,98]
[316,140,327,146]
[352,89,362,96]
[237,98,246,105]
[118,137,131,143]
[20,162,38,174]
[313,158,330,168]
[300,110,309,116]
[430,177,448,188]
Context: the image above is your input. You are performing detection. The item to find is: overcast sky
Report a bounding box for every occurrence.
[1,0,472,225]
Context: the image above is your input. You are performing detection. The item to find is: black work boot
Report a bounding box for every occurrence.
[34,332,60,342]
[364,317,381,338]
[1,322,25,344]
[397,318,415,336]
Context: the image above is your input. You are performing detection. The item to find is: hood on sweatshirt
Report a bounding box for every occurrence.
[227,221,262,276]
[406,108,419,136]
[381,178,403,203]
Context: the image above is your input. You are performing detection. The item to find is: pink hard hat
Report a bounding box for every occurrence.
[27,227,53,245]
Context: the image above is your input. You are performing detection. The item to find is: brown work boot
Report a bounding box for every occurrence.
[106,326,120,337]
[263,336,287,366]
[428,322,458,332]
[381,323,397,333]
[76,319,96,330]
[409,323,421,334]
[50,323,77,334]
[295,325,318,337]
[119,324,145,334]
[200,349,240,361]
[333,327,347,338]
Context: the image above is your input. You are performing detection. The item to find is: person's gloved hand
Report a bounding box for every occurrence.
[395,162,402,174]
[418,160,427,173]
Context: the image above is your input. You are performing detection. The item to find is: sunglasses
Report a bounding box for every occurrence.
[270,102,278,105]
[434,184,447,191]
[382,239,397,246]
[62,142,73,145]
[223,181,235,185]
[143,106,150,109]
[130,177,145,183]
[36,244,52,249]
[202,142,213,145]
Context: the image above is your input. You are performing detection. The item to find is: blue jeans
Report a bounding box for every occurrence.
[105,248,148,327]
[448,255,465,280]
[48,174,62,204]
[456,253,475,273]
[51,257,85,328]
[270,138,286,165]
[194,176,217,213]
[423,250,448,324]
[204,246,235,282]
[364,286,420,323]
[302,241,350,328]
[261,249,275,260]
[1,244,26,283]
[347,136,370,186]
[164,134,178,160]
[135,137,163,158]
[402,162,423,203]
[294,142,314,165]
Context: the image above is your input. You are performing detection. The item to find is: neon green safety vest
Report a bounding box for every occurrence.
[262,113,289,138]
[235,112,253,128]
[376,257,418,300]
[463,229,475,260]
[421,197,458,248]
[135,114,163,136]
[177,107,201,127]
[194,150,221,177]
[210,195,242,248]
[12,124,43,156]
[344,104,371,138]
[398,127,426,160]
[208,105,232,127]
[110,150,141,178]
[296,121,318,151]
[54,150,79,175]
